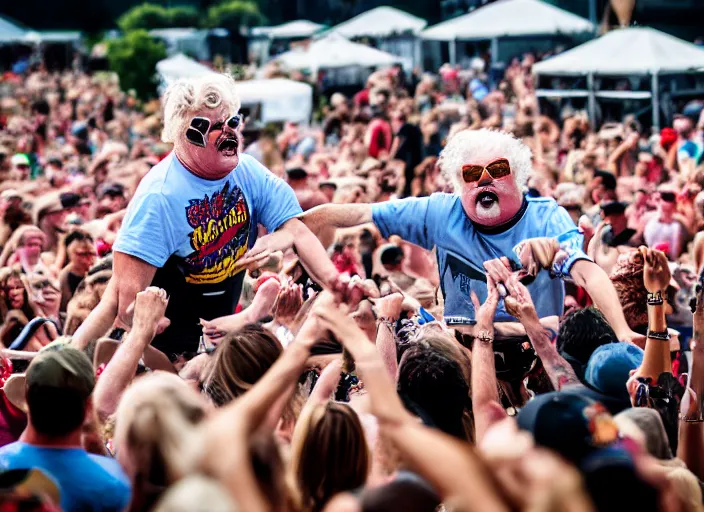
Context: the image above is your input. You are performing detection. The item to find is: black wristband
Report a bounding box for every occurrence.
[646,329,670,341]
[647,291,664,306]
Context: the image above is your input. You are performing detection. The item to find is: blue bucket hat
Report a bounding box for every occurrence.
[585,343,644,401]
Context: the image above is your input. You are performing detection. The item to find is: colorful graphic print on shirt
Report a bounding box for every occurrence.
[184,181,250,284]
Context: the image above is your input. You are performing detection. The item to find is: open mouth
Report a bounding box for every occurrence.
[477,190,498,208]
[217,136,239,156]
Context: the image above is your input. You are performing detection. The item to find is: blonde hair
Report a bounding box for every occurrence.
[153,475,238,512]
[114,372,206,487]
[161,74,241,144]
[439,128,533,192]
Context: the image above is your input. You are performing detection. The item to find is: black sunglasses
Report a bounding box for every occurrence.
[185,115,241,148]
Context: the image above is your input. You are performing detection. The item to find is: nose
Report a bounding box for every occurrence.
[477,168,493,187]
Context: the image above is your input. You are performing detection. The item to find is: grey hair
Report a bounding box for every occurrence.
[439,128,533,192]
[161,73,241,144]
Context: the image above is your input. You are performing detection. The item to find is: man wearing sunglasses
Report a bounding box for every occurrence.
[71,74,344,358]
[303,129,638,343]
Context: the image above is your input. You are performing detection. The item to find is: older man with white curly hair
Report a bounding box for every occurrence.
[71,74,344,357]
[303,129,638,342]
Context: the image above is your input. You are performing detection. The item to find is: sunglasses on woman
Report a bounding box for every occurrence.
[461,158,511,184]
[185,115,241,148]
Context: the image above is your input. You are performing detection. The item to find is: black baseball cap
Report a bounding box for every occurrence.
[286,167,308,180]
[600,201,628,216]
[517,391,620,466]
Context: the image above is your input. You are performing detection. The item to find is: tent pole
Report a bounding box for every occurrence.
[587,72,597,127]
[414,37,423,72]
[449,38,457,66]
[651,73,660,132]
[490,37,498,71]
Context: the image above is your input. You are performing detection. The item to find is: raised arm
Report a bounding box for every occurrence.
[570,259,640,344]
[301,203,373,248]
[504,275,580,391]
[634,247,672,380]
[71,252,157,350]
[470,276,506,441]
[199,309,323,512]
[93,287,168,421]
[678,278,704,479]
[314,299,509,512]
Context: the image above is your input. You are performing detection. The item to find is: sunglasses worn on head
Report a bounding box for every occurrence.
[461,158,511,184]
[185,115,241,148]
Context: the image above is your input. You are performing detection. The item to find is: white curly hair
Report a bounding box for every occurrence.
[161,73,241,144]
[439,128,533,192]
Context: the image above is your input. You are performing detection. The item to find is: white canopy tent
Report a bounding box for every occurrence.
[326,6,427,71]
[532,27,704,129]
[156,54,312,124]
[150,28,228,61]
[422,0,593,67]
[252,20,324,39]
[237,78,313,124]
[275,33,401,72]
[329,6,426,38]
[156,53,215,85]
[0,15,27,43]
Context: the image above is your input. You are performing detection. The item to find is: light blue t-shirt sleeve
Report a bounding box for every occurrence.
[372,197,434,250]
[545,204,591,279]
[113,192,176,267]
[245,157,303,232]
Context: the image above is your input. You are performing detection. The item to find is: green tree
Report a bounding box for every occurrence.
[117,3,170,31]
[168,6,199,27]
[117,3,200,31]
[106,30,167,100]
[205,1,265,30]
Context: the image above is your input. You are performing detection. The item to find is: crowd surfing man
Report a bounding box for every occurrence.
[304,129,638,342]
[72,74,344,357]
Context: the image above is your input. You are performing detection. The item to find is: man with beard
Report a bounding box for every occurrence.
[71,74,344,358]
[303,129,638,342]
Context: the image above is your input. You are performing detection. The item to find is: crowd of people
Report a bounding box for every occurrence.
[0,44,703,512]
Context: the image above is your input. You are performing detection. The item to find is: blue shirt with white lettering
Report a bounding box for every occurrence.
[372,194,590,325]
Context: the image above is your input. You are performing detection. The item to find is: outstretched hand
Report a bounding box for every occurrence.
[503,275,539,324]
[471,275,499,328]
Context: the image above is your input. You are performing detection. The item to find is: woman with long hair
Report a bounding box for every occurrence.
[203,323,283,406]
[113,372,208,512]
[0,267,39,345]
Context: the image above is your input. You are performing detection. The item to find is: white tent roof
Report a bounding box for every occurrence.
[0,14,27,43]
[329,6,427,38]
[422,0,593,41]
[276,33,401,70]
[252,20,324,39]
[533,27,704,76]
[237,78,313,123]
[156,53,215,84]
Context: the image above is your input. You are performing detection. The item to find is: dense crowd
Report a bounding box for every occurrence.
[0,48,703,512]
